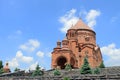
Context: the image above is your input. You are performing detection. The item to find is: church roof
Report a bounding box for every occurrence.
[70,19,93,31]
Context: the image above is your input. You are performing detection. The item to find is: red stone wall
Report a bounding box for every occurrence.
[51,20,102,69]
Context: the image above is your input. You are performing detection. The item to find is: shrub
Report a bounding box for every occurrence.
[63,77,70,80]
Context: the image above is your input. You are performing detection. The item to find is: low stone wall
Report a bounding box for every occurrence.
[0,74,120,80]
[1,67,120,80]
[0,77,62,80]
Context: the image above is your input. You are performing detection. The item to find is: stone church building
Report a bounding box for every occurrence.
[51,19,103,69]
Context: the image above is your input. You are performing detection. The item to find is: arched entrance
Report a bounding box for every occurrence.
[57,56,67,69]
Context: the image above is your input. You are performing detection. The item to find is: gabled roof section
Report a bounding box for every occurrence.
[70,19,93,31]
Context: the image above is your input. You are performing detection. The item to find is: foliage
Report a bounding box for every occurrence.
[99,61,105,68]
[80,57,92,74]
[0,68,4,74]
[63,77,70,80]
[53,69,61,76]
[0,60,3,69]
[0,60,4,74]
[32,64,43,76]
[65,64,72,71]
[14,68,20,72]
[94,67,100,74]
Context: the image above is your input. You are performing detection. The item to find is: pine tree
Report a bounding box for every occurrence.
[80,57,92,74]
[0,68,4,74]
[65,64,72,71]
[99,61,105,68]
[14,68,20,72]
[94,67,100,74]
[32,64,43,76]
[53,69,61,76]
[0,61,3,69]
[0,60,4,74]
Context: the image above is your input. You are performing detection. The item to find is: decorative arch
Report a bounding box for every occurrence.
[56,56,67,69]
[70,57,75,68]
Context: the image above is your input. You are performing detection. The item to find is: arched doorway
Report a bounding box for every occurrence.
[57,56,67,69]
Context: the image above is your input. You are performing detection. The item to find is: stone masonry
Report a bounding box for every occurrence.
[51,19,103,69]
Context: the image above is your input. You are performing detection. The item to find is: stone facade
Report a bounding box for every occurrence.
[51,19,103,69]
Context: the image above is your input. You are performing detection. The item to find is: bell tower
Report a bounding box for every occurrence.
[51,19,103,69]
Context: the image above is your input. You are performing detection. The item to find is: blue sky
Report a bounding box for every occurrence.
[0,0,120,71]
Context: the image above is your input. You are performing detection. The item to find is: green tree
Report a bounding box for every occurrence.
[14,68,20,72]
[32,64,43,76]
[0,60,4,74]
[63,77,70,80]
[53,69,61,76]
[65,64,72,71]
[94,67,100,74]
[99,61,105,68]
[0,68,4,74]
[80,57,92,74]
[0,60,3,69]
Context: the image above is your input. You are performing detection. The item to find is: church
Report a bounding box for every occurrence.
[1,19,120,80]
[51,19,103,69]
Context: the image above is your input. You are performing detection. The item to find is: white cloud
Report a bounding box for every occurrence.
[9,50,33,69]
[36,51,44,58]
[19,39,40,52]
[29,62,38,70]
[101,43,120,66]
[16,51,33,63]
[59,9,101,33]
[85,10,101,29]
[59,9,79,33]
[9,58,19,68]
[29,62,44,70]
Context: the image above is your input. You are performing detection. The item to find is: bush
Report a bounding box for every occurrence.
[63,77,70,80]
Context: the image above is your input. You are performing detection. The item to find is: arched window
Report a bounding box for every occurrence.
[72,32,74,37]
[85,50,89,58]
[85,36,90,41]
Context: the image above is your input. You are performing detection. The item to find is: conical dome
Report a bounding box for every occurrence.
[70,19,93,31]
